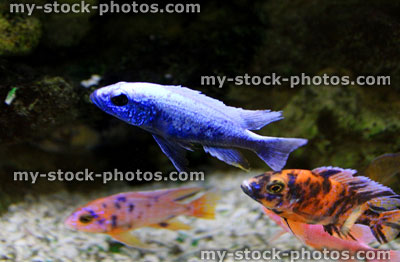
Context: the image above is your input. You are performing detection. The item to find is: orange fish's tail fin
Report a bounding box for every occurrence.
[371,210,400,244]
[189,191,220,219]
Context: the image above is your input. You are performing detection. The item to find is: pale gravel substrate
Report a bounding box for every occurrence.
[0,171,398,262]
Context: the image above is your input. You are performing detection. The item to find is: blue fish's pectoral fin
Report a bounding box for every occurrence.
[152,135,189,172]
[203,146,250,171]
[109,231,152,249]
[253,137,308,171]
[239,110,283,130]
[149,218,192,231]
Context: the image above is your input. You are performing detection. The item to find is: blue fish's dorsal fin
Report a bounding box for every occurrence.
[152,134,189,172]
[238,110,283,130]
[163,85,283,130]
[313,166,396,197]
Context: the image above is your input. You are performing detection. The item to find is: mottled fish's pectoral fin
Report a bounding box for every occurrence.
[152,134,189,172]
[109,231,151,249]
[203,146,250,171]
[149,218,191,231]
[341,205,365,237]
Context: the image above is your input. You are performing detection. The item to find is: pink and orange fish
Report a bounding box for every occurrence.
[65,187,219,248]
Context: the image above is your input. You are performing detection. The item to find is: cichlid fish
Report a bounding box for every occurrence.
[90,82,307,171]
[241,167,400,244]
[65,187,219,248]
[263,208,400,262]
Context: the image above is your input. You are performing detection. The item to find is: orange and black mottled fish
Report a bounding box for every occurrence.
[65,187,219,248]
[241,167,400,244]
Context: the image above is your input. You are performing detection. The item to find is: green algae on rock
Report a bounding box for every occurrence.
[0,15,41,56]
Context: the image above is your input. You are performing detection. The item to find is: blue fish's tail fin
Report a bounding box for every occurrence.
[253,137,308,171]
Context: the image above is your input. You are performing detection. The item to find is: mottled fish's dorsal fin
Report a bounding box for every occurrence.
[312,166,357,178]
[313,166,395,198]
[203,146,250,171]
[152,134,189,172]
[163,85,283,130]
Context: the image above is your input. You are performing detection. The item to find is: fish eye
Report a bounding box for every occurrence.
[79,214,94,224]
[266,181,285,194]
[111,94,128,106]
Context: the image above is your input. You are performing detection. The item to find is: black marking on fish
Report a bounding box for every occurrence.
[283,218,295,235]
[384,222,400,231]
[271,209,283,214]
[146,203,152,208]
[357,191,395,203]
[97,218,106,225]
[326,189,348,217]
[117,196,127,202]
[159,222,168,227]
[305,177,311,186]
[128,203,135,213]
[332,225,342,238]
[369,205,388,212]
[375,225,388,243]
[111,215,118,228]
[308,182,321,198]
[115,202,121,209]
[102,203,107,209]
[174,191,199,202]
[322,177,332,194]
[319,170,342,177]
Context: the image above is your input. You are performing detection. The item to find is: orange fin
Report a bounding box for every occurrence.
[189,191,220,219]
[109,231,151,249]
[149,218,191,231]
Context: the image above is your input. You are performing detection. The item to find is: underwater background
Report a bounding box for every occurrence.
[1,0,400,261]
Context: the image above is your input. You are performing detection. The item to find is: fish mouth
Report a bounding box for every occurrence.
[64,217,77,230]
[241,180,254,197]
[90,90,101,107]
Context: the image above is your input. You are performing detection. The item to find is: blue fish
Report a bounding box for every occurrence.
[90,82,307,171]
